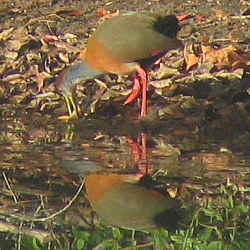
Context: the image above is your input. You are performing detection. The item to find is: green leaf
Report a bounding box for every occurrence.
[199,228,213,241]
[235,204,249,214]
[228,195,234,208]
[76,239,85,250]
[112,228,122,239]
[204,241,221,250]
[170,235,184,244]
[233,240,250,250]
[202,208,217,217]
[32,238,42,250]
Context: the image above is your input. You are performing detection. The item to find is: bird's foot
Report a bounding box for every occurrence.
[123,65,148,118]
[123,76,141,105]
[57,111,79,122]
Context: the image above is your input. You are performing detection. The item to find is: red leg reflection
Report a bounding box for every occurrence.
[127,133,148,174]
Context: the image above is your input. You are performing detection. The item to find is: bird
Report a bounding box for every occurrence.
[56,12,182,118]
[85,173,182,231]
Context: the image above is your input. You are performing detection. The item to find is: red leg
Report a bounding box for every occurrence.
[138,133,148,174]
[127,137,141,166]
[127,133,148,175]
[136,66,148,117]
[123,76,141,105]
[124,65,148,117]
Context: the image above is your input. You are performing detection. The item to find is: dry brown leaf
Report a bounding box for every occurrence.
[42,34,58,43]
[58,52,69,63]
[161,83,179,96]
[69,10,83,16]
[213,9,230,19]
[5,51,18,60]
[172,126,193,136]
[97,8,108,16]
[158,103,184,120]
[11,26,29,43]
[185,53,199,71]
[0,27,14,40]
[33,65,50,91]
[195,15,206,21]
[2,73,23,84]
[6,39,22,51]
[156,64,179,79]
[98,10,120,24]
[202,45,250,71]
[177,13,193,21]
[199,35,210,43]
[184,43,200,71]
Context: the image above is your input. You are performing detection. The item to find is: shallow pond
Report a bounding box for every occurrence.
[0,112,249,249]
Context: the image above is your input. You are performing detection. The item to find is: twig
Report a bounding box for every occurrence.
[229,15,250,20]
[7,178,85,222]
[2,172,18,203]
[0,220,50,242]
[17,220,23,250]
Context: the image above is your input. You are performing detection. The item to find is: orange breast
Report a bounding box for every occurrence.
[85,37,137,75]
[85,173,125,203]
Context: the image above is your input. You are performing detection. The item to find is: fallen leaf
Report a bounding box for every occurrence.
[58,52,69,63]
[202,45,250,71]
[42,34,58,43]
[184,43,199,71]
[57,115,71,121]
[98,10,120,24]
[242,8,250,16]
[158,103,184,120]
[195,15,206,21]
[167,188,178,198]
[172,126,195,136]
[177,13,193,21]
[6,39,22,51]
[69,10,83,16]
[0,27,14,40]
[5,51,18,60]
[213,9,230,19]
[185,53,199,71]
[199,35,210,43]
[214,68,245,79]
[97,8,108,16]
[33,65,50,91]
[63,33,77,42]
[150,78,172,89]
[2,73,23,83]
[161,83,179,97]
[155,63,179,79]
[11,26,29,44]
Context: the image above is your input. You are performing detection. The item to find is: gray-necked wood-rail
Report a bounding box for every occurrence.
[56,12,181,118]
[85,173,181,231]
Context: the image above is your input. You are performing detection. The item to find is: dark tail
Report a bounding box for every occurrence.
[154,15,181,38]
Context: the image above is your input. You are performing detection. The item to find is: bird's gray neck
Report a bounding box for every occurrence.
[59,61,102,96]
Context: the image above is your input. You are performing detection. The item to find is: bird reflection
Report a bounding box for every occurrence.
[85,173,182,231]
